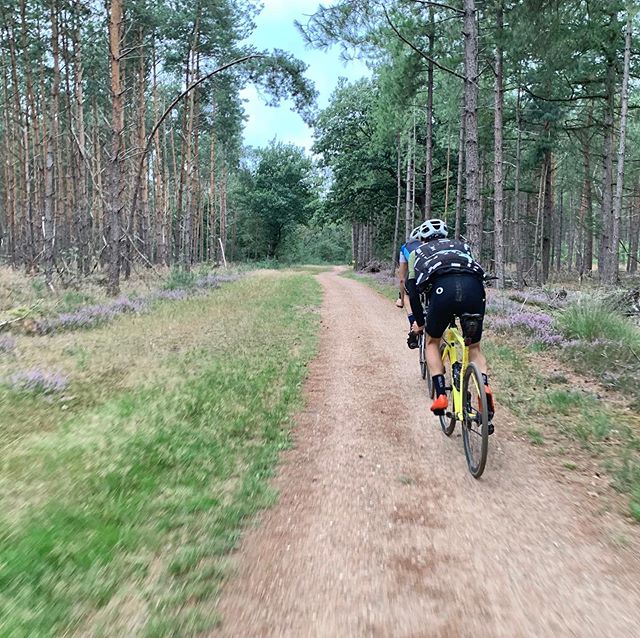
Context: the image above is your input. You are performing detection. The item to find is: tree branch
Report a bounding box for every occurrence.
[410,0,464,15]
[520,85,606,103]
[130,54,262,220]
[381,5,466,82]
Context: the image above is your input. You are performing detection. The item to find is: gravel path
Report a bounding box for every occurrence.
[213,269,640,637]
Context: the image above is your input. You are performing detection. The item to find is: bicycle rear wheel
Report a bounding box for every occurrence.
[462,362,489,478]
[439,343,456,436]
[419,333,427,380]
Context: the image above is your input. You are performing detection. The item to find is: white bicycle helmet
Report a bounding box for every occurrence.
[417,218,448,241]
[409,226,421,241]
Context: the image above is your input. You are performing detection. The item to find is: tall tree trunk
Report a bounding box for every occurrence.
[568,195,576,272]
[209,131,218,263]
[43,0,61,286]
[554,190,563,272]
[404,138,412,240]
[493,3,505,288]
[220,163,228,256]
[628,185,639,274]
[607,12,632,285]
[136,30,150,263]
[454,100,464,240]
[72,15,90,274]
[541,151,553,283]
[463,0,482,257]
[351,223,357,269]
[0,56,17,267]
[107,0,124,296]
[411,115,417,220]
[5,19,27,266]
[577,109,593,274]
[444,128,452,224]
[152,45,167,265]
[1,56,16,264]
[391,135,402,273]
[599,60,615,280]
[424,8,434,220]
[513,86,523,286]
[532,161,546,283]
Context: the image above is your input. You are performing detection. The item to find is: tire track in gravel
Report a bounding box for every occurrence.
[212,269,640,638]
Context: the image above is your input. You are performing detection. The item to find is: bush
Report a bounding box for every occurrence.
[164,268,197,291]
[557,299,640,346]
[60,290,96,312]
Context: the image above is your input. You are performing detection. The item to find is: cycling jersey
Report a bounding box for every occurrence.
[406,238,486,334]
[399,239,422,265]
[408,238,484,288]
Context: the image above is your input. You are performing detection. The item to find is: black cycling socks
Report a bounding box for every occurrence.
[482,372,489,386]
[407,313,415,328]
[432,374,446,397]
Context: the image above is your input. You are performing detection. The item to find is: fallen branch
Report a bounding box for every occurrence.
[0,302,42,333]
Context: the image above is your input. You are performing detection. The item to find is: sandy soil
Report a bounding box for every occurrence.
[212,269,640,638]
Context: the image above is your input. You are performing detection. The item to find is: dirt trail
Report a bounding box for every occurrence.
[213,270,640,637]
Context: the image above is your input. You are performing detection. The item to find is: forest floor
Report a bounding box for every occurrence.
[212,267,640,637]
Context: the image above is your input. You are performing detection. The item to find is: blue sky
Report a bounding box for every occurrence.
[241,0,370,151]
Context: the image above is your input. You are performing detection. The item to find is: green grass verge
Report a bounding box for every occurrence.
[0,272,321,637]
[484,337,640,522]
[341,270,398,302]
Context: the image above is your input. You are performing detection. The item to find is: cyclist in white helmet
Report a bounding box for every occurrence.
[405,218,495,428]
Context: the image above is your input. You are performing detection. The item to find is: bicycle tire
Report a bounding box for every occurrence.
[439,343,456,436]
[462,362,489,478]
[419,333,427,380]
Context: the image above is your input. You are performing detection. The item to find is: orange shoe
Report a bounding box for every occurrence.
[479,386,495,435]
[484,386,495,420]
[430,394,448,415]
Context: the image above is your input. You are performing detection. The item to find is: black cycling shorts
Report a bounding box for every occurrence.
[425,273,486,342]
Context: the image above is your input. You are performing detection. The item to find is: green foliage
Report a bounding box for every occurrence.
[283,221,351,264]
[31,277,46,298]
[234,142,317,258]
[558,300,640,345]
[60,291,96,312]
[164,268,197,291]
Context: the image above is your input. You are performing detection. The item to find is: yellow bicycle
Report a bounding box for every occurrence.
[429,313,490,478]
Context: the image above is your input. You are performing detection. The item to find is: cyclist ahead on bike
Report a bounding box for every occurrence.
[397,226,423,348]
[405,219,495,421]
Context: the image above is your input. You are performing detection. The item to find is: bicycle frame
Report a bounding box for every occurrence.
[441,322,468,422]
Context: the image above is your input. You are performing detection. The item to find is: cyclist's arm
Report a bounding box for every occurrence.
[406,252,425,328]
[397,260,408,294]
